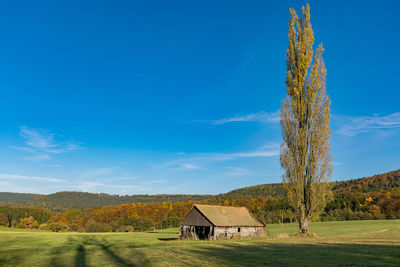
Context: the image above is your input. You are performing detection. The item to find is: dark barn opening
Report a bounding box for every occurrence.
[195,226,211,240]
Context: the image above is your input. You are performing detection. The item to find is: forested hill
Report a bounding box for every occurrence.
[0,192,43,203]
[217,169,400,198]
[0,184,285,210]
[332,169,400,193]
[220,183,284,198]
[1,169,399,210]
[1,191,214,211]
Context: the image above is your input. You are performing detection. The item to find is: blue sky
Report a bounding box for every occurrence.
[0,0,399,195]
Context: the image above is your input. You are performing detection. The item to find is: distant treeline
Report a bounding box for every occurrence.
[0,184,285,211]
[3,169,399,212]
[332,170,400,193]
[218,183,284,199]
[0,192,43,204]
[0,191,215,211]
[0,206,52,227]
[0,169,399,232]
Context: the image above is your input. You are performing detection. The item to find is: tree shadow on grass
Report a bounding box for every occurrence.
[49,245,67,267]
[0,252,24,267]
[186,242,400,266]
[64,235,145,267]
[96,237,137,267]
[74,245,86,267]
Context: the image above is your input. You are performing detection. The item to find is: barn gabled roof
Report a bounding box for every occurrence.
[193,204,264,227]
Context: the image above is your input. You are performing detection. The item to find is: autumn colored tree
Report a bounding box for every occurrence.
[16,216,39,229]
[0,213,8,226]
[280,4,332,234]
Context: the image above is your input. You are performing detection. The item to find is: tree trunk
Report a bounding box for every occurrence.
[7,215,12,228]
[299,218,309,234]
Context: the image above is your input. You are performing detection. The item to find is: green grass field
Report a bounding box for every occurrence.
[0,220,399,266]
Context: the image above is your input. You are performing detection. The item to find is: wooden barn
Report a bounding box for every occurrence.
[179,204,264,240]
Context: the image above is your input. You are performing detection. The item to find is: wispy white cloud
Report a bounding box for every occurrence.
[79,167,119,179]
[26,154,51,161]
[0,173,65,183]
[75,181,106,190]
[0,169,166,194]
[153,143,279,171]
[224,150,279,158]
[201,142,280,161]
[49,181,155,194]
[200,110,400,137]
[47,164,62,168]
[0,181,43,193]
[198,111,280,125]
[19,126,56,149]
[224,166,250,177]
[174,163,202,171]
[103,176,140,182]
[12,126,82,160]
[77,167,143,183]
[336,112,400,136]
[152,159,201,171]
[145,179,167,184]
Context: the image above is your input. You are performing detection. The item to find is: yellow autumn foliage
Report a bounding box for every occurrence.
[280,4,332,234]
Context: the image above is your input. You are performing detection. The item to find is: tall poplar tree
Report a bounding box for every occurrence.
[280,4,332,234]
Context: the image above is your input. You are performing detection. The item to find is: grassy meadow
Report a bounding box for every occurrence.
[0,220,399,266]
